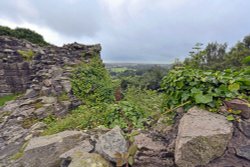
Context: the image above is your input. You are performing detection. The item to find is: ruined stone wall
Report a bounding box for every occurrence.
[0,36,102,165]
[0,36,101,97]
[0,37,34,96]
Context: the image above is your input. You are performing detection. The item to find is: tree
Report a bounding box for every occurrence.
[225,41,250,68]
[243,35,250,48]
[202,42,227,70]
[184,42,227,70]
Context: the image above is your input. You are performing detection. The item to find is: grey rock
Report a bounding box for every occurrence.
[40,86,51,96]
[236,145,250,160]
[21,131,87,167]
[20,98,41,107]
[33,107,47,119]
[3,49,14,53]
[24,89,38,99]
[134,133,174,167]
[1,100,19,112]
[30,122,47,131]
[43,79,52,87]
[175,107,233,167]
[239,120,250,138]
[61,80,72,93]
[224,99,250,119]
[60,140,94,160]
[32,85,41,91]
[96,126,127,163]
[63,151,112,167]
[39,96,57,104]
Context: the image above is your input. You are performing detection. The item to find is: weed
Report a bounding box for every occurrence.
[17,50,35,61]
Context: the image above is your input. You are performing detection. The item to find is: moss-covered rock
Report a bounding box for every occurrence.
[67,151,112,167]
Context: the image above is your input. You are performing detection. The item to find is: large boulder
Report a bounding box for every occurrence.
[20,131,87,167]
[96,126,127,163]
[175,107,233,167]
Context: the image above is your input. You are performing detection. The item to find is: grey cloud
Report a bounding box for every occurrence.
[0,0,102,37]
[0,0,250,63]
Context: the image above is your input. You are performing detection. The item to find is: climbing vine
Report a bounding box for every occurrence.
[161,67,250,111]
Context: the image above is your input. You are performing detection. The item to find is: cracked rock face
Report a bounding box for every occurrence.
[20,131,87,167]
[175,107,233,167]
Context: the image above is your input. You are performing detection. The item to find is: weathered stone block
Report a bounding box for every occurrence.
[175,107,233,167]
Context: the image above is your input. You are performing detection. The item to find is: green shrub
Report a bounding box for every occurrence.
[71,56,114,105]
[0,94,19,107]
[42,88,164,135]
[58,92,70,101]
[0,26,12,36]
[105,101,146,129]
[43,101,146,135]
[242,56,250,66]
[161,67,250,111]
[123,87,163,116]
[0,25,48,46]
[13,28,48,46]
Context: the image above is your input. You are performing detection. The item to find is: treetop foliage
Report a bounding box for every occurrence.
[183,35,250,70]
[0,25,48,46]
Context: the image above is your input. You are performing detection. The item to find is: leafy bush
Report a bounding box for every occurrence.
[43,102,146,135]
[123,87,163,115]
[161,67,250,111]
[71,56,114,104]
[0,26,12,36]
[242,56,250,66]
[0,25,48,46]
[43,87,164,135]
[105,101,146,129]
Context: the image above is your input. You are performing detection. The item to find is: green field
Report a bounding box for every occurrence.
[110,67,128,73]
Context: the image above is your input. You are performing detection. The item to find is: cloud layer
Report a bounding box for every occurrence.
[0,0,250,63]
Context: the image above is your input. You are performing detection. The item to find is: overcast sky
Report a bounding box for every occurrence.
[0,0,250,64]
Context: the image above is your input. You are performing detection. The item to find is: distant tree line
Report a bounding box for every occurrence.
[114,66,168,91]
[182,35,250,70]
[0,25,48,46]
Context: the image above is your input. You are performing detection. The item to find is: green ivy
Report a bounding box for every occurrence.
[105,101,146,129]
[71,56,114,105]
[161,67,250,111]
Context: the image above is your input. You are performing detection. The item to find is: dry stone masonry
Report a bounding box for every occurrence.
[0,36,101,166]
[0,36,101,97]
[0,37,34,96]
